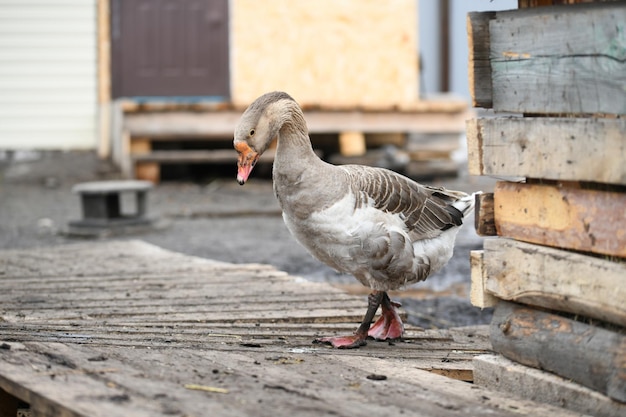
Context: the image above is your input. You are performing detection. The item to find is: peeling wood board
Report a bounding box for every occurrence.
[468,4,626,114]
[490,301,626,403]
[494,181,626,257]
[482,238,626,327]
[467,12,496,108]
[474,354,626,417]
[474,192,496,236]
[97,0,112,159]
[466,117,626,185]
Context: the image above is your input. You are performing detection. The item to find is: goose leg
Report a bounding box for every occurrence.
[314,291,384,349]
[367,293,404,340]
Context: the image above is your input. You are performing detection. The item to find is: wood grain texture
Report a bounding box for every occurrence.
[494,181,626,257]
[97,0,111,159]
[123,109,470,138]
[0,339,583,417]
[465,118,485,176]
[474,192,496,236]
[231,0,418,109]
[470,250,499,309]
[466,117,626,184]
[483,238,626,327]
[489,3,626,115]
[491,301,626,402]
[1,240,536,417]
[467,12,496,108]
[474,354,626,417]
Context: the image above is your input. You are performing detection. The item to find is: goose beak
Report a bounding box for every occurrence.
[235,142,260,185]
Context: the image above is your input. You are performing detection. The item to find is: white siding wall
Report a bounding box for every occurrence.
[0,0,97,149]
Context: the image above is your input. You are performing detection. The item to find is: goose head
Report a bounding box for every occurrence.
[234,91,295,185]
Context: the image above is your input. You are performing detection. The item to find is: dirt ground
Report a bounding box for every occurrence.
[0,150,496,328]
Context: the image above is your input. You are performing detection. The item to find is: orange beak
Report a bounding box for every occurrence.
[235,141,260,185]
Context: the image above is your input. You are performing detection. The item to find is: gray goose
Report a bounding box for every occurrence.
[234,91,476,349]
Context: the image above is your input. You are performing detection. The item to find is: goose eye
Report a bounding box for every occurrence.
[249,129,255,137]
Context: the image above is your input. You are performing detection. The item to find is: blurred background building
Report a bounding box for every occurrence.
[0,0,515,181]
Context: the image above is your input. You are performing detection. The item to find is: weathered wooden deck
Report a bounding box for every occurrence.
[0,241,582,416]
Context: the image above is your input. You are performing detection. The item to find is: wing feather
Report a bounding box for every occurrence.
[344,165,467,239]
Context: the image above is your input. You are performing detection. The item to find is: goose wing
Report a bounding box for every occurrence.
[343,165,466,240]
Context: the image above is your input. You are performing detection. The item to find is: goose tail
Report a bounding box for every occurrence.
[452,191,481,217]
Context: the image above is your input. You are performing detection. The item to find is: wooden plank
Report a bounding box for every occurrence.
[286,109,472,134]
[97,0,111,159]
[494,181,626,257]
[466,117,626,184]
[333,354,585,417]
[474,192,496,236]
[134,163,159,183]
[474,354,626,417]
[132,149,276,164]
[483,238,626,327]
[122,109,469,138]
[117,96,468,113]
[488,3,626,115]
[407,150,452,161]
[491,301,626,402]
[469,250,499,309]
[365,132,405,148]
[0,342,237,417]
[129,137,159,181]
[404,160,459,179]
[465,118,484,176]
[467,12,496,108]
[130,138,151,154]
[0,239,273,278]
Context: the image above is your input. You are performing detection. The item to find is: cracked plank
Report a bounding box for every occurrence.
[469,3,626,114]
[466,117,626,185]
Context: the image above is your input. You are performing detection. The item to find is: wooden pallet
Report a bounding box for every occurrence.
[112,98,470,183]
[0,241,584,417]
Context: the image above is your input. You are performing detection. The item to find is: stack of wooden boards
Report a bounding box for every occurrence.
[466,2,625,416]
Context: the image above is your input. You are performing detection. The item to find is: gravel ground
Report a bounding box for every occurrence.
[0,150,496,328]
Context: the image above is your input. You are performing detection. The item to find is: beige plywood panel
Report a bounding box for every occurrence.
[232,0,419,109]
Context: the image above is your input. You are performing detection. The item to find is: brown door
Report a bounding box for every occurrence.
[111,0,229,99]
